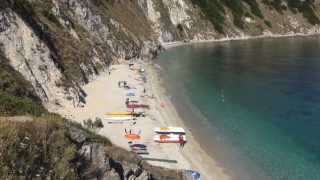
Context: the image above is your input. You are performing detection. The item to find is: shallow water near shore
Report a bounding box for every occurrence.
[156,36,320,180]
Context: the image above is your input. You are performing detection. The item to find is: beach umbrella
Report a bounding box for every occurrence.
[125,134,141,141]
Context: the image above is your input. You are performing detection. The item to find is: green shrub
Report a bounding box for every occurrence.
[300,1,320,25]
[263,0,320,24]
[243,0,264,18]
[264,20,272,28]
[262,0,287,14]
[94,117,104,128]
[191,0,265,31]
[191,0,226,33]
[0,94,47,116]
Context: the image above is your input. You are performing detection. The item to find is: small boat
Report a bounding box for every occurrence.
[132,149,149,155]
[130,146,147,151]
[105,111,133,116]
[127,103,150,109]
[154,127,185,134]
[129,99,139,103]
[125,133,141,141]
[130,143,147,149]
[104,116,134,121]
[106,111,144,117]
[153,134,186,143]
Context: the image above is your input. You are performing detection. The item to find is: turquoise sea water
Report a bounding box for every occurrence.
[156,36,320,180]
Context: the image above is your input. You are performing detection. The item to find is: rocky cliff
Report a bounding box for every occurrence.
[1,0,320,109]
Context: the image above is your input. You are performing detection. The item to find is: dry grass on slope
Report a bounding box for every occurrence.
[0,115,110,179]
[0,115,182,179]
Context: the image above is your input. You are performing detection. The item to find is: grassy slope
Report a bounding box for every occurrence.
[0,115,111,179]
[0,115,182,179]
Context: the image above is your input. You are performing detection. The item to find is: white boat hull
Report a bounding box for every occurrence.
[104,116,134,121]
[154,127,185,134]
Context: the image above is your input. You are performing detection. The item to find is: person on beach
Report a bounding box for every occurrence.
[143,88,146,94]
[179,134,185,148]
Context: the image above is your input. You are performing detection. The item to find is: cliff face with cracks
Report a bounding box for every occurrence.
[1,0,320,110]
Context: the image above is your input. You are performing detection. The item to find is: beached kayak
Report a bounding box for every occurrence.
[154,127,186,134]
[105,111,133,116]
[105,111,145,117]
[127,103,150,109]
[104,116,134,121]
[153,134,186,143]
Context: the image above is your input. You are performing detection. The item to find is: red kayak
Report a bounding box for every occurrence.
[127,103,150,109]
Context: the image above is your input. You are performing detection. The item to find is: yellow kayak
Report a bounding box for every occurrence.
[105,111,133,116]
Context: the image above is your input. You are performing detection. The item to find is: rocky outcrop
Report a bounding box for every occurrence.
[0,0,320,110]
[66,121,183,180]
[0,116,182,179]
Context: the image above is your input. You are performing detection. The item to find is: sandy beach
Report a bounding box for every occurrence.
[51,59,230,180]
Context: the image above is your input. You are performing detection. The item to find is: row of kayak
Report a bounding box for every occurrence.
[106,112,187,143]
